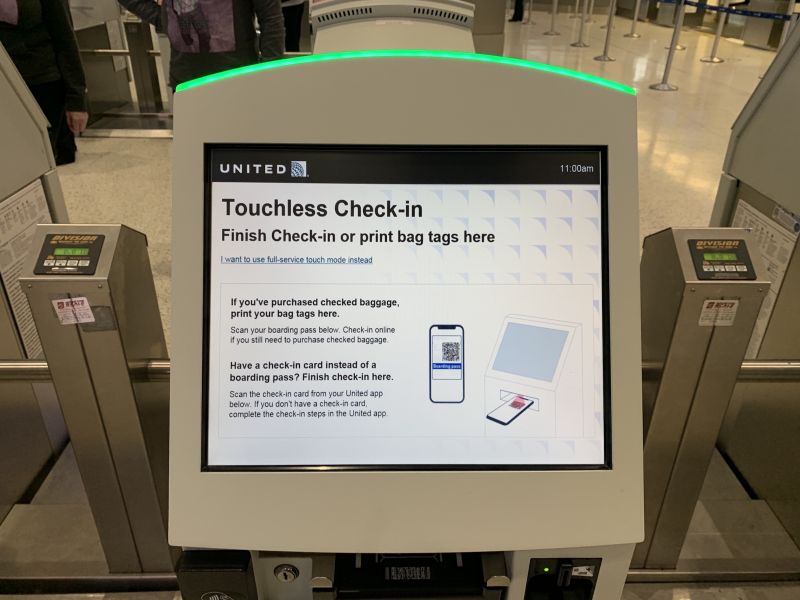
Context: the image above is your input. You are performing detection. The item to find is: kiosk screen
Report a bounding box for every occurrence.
[204,145,609,469]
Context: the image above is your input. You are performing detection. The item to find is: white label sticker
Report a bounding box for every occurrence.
[52,297,95,325]
[732,200,797,356]
[699,299,739,327]
[0,179,51,358]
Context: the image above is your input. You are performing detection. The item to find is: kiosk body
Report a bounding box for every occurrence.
[0,43,68,521]
[710,23,800,545]
[310,0,476,53]
[171,53,642,600]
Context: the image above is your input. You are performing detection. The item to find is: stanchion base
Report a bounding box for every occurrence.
[543,30,561,35]
[700,56,724,63]
[571,41,590,47]
[665,44,687,50]
[649,82,678,91]
[595,55,616,61]
[624,32,641,38]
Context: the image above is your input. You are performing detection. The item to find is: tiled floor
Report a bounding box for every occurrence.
[679,453,800,562]
[46,11,799,600]
[624,584,800,599]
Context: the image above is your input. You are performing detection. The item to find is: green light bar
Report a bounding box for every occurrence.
[175,50,635,95]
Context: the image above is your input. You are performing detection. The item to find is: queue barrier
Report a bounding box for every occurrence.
[659,0,792,21]
[647,0,797,89]
[565,0,793,61]
[619,0,795,52]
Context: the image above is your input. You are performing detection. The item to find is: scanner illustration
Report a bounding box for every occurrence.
[485,315,584,436]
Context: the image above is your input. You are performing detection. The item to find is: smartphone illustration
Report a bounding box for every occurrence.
[429,325,464,403]
[486,393,537,426]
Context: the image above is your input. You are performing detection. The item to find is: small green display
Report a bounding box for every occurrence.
[704,252,738,261]
[54,247,89,256]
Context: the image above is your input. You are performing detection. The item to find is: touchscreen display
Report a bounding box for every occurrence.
[204,146,609,469]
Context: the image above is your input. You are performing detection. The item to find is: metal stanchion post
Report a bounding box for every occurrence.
[571,0,582,18]
[701,0,728,62]
[601,0,611,28]
[665,3,687,51]
[544,0,562,34]
[595,0,618,59]
[587,0,596,22]
[650,0,686,90]
[625,0,643,36]
[571,0,591,46]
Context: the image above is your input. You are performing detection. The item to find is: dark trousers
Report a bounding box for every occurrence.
[511,0,524,20]
[29,79,76,166]
[177,6,211,52]
[282,3,305,52]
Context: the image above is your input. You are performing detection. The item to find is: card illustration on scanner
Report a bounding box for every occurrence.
[510,397,527,409]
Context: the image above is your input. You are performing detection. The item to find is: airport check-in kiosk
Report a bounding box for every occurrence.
[170,51,642,600]
[310,0,505,55]
[311,0,476,52]
[0,43,69,521]
[710,22,800,546]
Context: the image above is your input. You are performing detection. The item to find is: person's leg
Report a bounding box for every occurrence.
[28,79,75,165]
[282,4,305,52]
[54,112,77,165]
[177,13,195,46]
[510,0,524,20]
[190,7,211,52]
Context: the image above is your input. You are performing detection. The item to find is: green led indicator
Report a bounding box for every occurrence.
[175,50,635,96]
[54,247,90,256]
[704,252,738,261]
[543,567,550,573]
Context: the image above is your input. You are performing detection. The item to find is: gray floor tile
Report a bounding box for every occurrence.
[679,533,735,560]
[0,505,107,576]
[769,501,800,550]
[624,582,800,599]
[699,452,750,502]
[32,445,90,506]
[690,500,790,536]
[725,534,800,559]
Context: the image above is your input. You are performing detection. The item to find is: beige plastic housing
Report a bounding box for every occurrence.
[170,54,643,557]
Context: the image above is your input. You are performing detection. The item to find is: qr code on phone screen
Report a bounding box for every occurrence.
[442,342,461,361]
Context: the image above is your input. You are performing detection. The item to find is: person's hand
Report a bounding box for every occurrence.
[66,111,89,135]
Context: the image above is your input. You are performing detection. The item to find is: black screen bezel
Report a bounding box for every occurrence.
[201,144,611,472]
